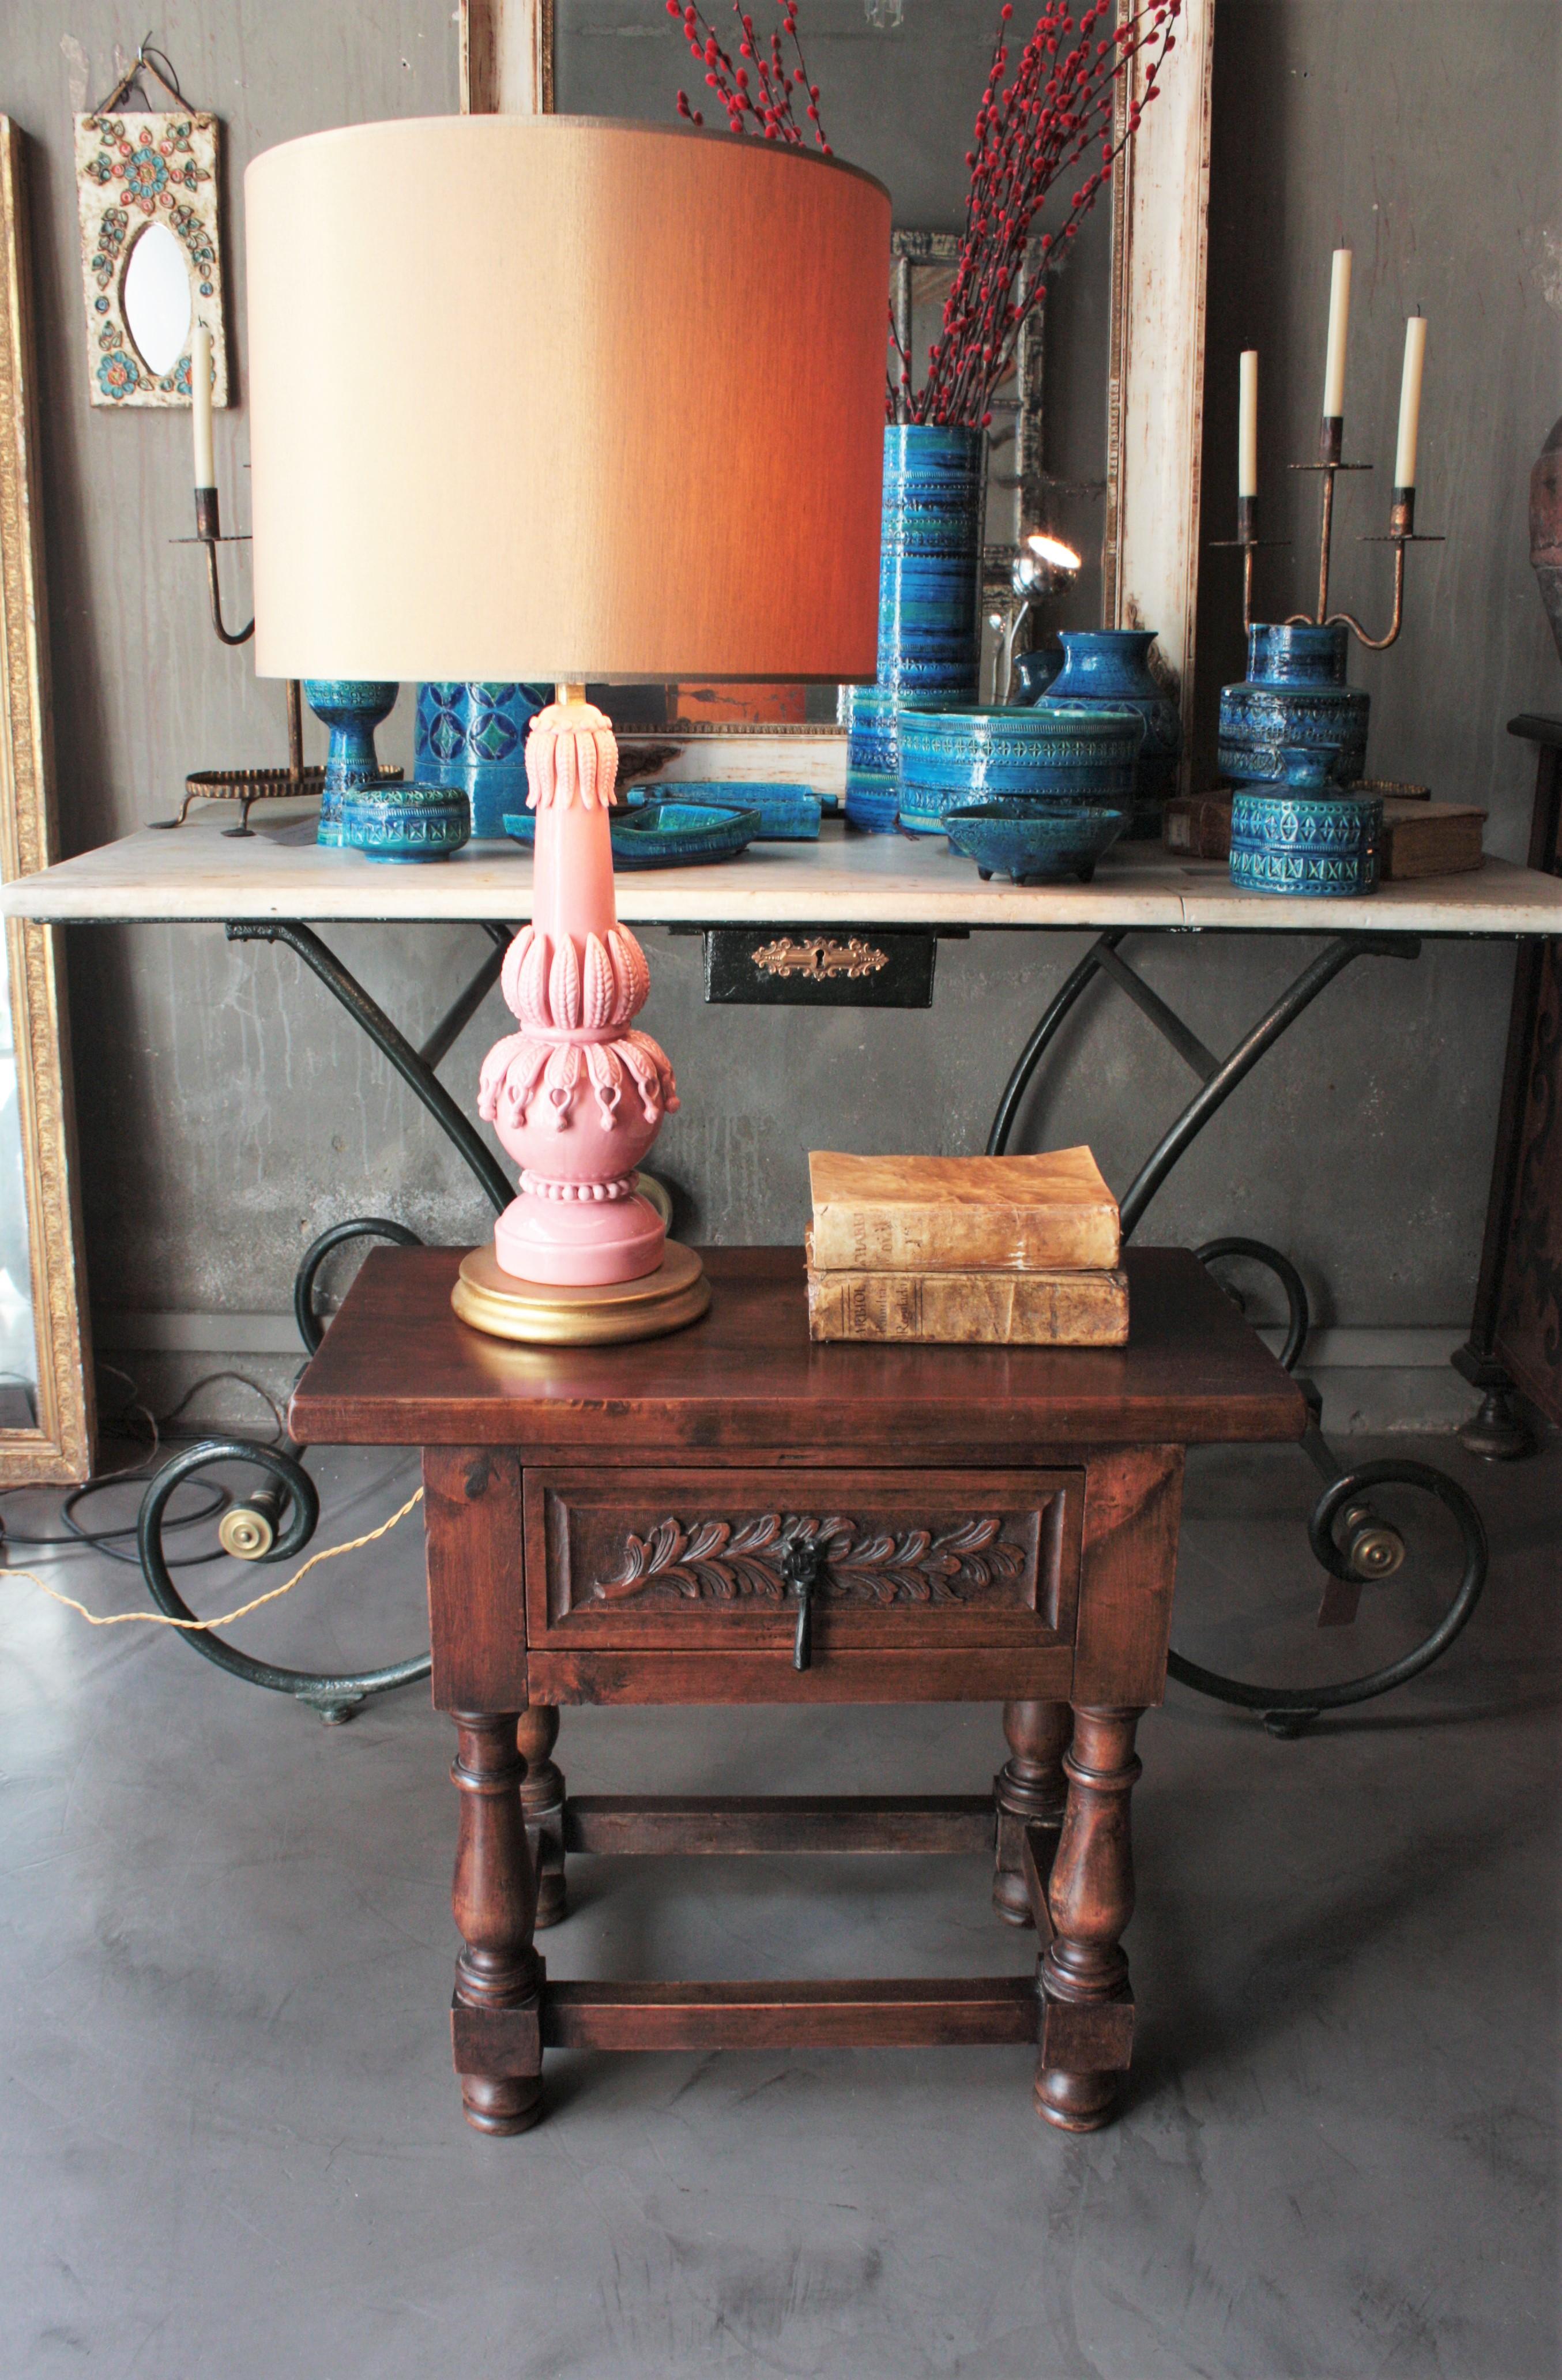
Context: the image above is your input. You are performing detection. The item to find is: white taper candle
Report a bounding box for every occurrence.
[1322,247,1352,419]
[1238,350,1258,498]
[1394,314,1427,489]
[191,325,215,488]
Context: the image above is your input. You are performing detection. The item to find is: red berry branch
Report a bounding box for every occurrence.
[895,1,1181,429]
[668,1,831,153]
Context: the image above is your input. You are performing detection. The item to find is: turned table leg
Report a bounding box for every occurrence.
[450,1711,544,2135]
[1034,1705,1142,2134]
[517,1706,567,1928]
[992,1698,1072,1925]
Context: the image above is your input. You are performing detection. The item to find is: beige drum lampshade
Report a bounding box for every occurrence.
[244,117,890,684]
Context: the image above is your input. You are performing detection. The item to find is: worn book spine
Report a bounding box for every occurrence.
[806,1266,1130,1345]
[807,1205,1120,1275]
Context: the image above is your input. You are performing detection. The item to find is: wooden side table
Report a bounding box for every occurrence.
[290,1245,1303,2135]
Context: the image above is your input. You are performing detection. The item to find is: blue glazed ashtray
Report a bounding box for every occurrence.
[897,704,1143,836]
[1229,749,1382,897]
[502,800,762,869]
[340,780,471,863]
[944,799,1130,886]
[635,781,820,840]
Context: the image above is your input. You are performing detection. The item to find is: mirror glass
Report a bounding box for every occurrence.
[557,0,1115,720]
[0,947,39,1426]
[122,219,193,378]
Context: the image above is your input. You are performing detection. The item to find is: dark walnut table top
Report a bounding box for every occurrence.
[289,1246,1305,1461]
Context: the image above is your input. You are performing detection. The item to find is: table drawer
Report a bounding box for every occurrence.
[524,1467,1082,1657]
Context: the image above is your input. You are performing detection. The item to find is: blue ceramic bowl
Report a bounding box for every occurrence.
[340,780,470,863]
[502,800,762,869]
[897,704,1143,835]
[943,799,1131,886]
[634,781,820,840]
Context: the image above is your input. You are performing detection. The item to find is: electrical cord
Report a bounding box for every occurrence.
[0,1360,292,1569]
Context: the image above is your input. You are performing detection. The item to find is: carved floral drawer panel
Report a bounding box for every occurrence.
[523,1468,1083,1656]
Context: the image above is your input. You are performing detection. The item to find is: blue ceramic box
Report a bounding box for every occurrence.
[1229,747,1382,896]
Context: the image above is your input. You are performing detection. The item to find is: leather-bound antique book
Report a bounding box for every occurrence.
[805,1253,1130,1345]
[807,1148,1120,1274]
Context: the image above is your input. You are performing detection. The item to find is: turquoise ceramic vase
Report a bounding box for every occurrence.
[845,423,984,832]
[1034,630,1178,841]
[303,680,399,849]
[1218,624,1369,789]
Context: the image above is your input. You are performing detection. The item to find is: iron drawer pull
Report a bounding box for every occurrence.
[780,1539,825,1671]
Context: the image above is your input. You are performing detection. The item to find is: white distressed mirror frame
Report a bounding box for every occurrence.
[1,120,95,1484]
[459,0,1214,798]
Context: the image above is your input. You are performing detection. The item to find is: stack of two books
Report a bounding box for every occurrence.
[804,1148,1128,1346]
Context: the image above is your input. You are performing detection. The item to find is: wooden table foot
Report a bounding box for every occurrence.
[992,1698,1072,1926]
[460,2073,544,2135]
[518,1706,567,1928]
[1033,1705,1142,2127]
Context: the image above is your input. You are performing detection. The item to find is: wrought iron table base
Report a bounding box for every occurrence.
[136,916,1488,1746]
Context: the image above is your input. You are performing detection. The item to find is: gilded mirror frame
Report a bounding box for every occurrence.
[461,1,1214,796]
[0,119,95,1484]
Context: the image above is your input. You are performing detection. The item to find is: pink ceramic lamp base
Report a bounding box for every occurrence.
[468,693,695,1331]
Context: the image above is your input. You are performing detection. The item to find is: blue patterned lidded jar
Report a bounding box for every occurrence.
[1229,746,1382,897]
[1218,623,1369,789]
[415,681,550,840]
[845,424,985,833]
[304,680,400,849]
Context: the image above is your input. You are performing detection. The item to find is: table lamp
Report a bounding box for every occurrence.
[245,118,887,1343]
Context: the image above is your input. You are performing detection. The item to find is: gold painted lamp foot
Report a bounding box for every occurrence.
[451,1239,709,1347]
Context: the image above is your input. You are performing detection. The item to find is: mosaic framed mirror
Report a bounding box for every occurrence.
[1,121,94,1483]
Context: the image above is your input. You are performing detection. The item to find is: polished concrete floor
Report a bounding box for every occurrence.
[1,1431,1557,2379]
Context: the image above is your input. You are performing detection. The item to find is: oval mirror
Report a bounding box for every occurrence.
[122,221,193,379]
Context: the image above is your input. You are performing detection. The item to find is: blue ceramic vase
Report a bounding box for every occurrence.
[303,680,399,848]
[340,781,471,863]
[845,424,984,832]
[1218,624,1369,789]
[415,681,549,840]
[1229,746,1382,897]
[1033,630,1179,841]
[896,704,1142,836]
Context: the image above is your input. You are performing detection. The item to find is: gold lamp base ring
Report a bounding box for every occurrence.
[450,1239,709,1347]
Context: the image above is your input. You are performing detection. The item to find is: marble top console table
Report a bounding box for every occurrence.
[6,806,1562,934]
[5,809,1549,1731]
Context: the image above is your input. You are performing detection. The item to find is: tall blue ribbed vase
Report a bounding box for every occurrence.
[845,424,984,832]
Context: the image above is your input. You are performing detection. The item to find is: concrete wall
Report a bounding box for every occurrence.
[5,1,1560,1431]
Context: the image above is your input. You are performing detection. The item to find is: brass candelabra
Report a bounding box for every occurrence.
[1220,412,1441,649]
